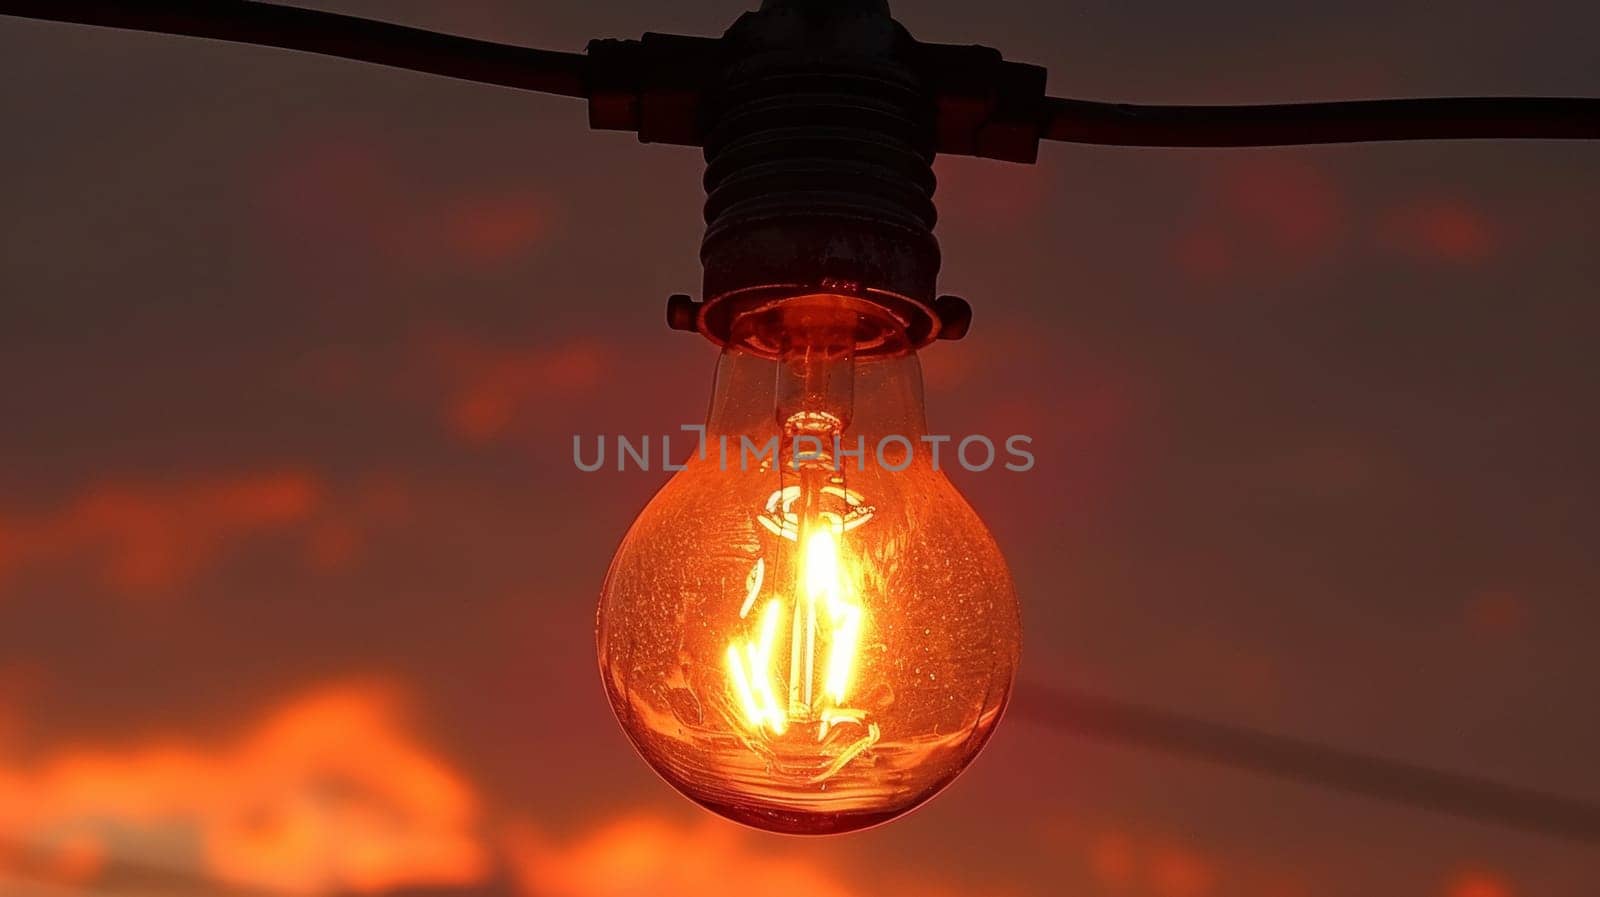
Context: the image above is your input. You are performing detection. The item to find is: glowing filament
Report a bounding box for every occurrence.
[824,594,861,704]
[727,599,788,736]
[803,527,860,705]
[725,489,874,772]
[740,557,764,618]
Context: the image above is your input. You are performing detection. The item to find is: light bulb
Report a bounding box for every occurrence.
[597,295,1020,834]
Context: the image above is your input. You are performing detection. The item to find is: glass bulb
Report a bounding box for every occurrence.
[597,295,1020,834]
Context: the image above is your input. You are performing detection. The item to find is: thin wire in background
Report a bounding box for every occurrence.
[1011,684,1600,844]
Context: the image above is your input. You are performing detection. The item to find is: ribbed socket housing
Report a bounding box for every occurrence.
[696,1,943,351]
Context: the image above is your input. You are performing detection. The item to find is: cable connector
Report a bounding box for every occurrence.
[585,33,722,146]
[919,43,1047,163]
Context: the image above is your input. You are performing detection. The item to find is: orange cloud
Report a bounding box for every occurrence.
[1445,870,1516,897]
[504,812,1012,897]
[0,682,486,896]
[1057,819,1313,897]
[286,327,621,445]
[442,193,550,266]
[1461,590,1529,639]
[504,814,856,897]
[430,336,610,443]
[1088,831,1139,889]
[1380,199,1496,265]
[295,474,413,576]
[1149,845,1216,897]
[0,471,320,596]
[1175,159,1344,285]
[259,137,554,273]
[1082,832,1218,897]
[0,470,413,597]
[1227,160,1342,259]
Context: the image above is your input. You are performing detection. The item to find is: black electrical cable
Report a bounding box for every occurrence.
[8,4,1600,149]
[1011,683,1600,843]
[1041,96,1600,146]
[0,0,589,98]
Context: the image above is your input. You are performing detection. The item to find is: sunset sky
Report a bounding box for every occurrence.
[1,1,1598,895]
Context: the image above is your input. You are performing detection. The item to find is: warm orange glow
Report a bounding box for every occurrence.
[723,485,880,782]
[598,298,1020,834]
[503,813,865,897]
[0,683,486,895]
[0,471,320,596]
[1448,870,1517,897]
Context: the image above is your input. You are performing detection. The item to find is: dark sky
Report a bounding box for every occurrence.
[1,2,1598,896]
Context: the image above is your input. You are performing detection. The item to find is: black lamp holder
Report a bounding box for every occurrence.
[4,0,1597,349]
